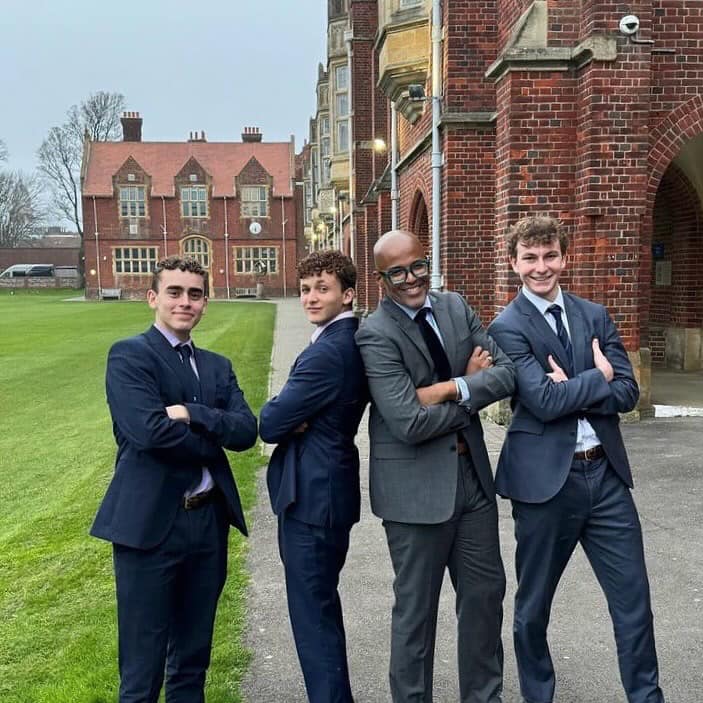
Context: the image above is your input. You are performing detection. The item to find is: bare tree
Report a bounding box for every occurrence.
[0,171,43,247]
[0,140,7,163]
[37,91,125,281]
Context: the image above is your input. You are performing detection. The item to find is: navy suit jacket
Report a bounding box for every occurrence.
[488,291,639,503]
[91,325,257,549]
[259,317,368,528]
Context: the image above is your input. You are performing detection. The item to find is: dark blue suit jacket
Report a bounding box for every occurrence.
[488,291,639,503]
[259,317,368,528]
[91,325,257,549]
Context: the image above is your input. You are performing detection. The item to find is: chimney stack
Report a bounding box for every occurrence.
[121,111,143,142]
[242,126,263,143]
[188,130,207,143]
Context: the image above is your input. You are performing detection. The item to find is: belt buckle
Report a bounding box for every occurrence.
[183,494,197,510]
[584,446,598,461]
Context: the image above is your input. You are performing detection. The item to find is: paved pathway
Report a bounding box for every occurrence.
[241,297,702,703]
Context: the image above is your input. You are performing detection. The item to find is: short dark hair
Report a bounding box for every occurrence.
[507,216,569,259]
[297,249,357,291]
[151,255,209,295]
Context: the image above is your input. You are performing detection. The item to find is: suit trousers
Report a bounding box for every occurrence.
[511,457,664,703]
[278,513,354,703]
[383,455,506,703]
[113,498,229,703]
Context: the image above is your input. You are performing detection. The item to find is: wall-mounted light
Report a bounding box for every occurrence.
[89,269,96,276]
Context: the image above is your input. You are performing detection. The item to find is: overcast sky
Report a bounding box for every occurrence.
[1,1,327,176]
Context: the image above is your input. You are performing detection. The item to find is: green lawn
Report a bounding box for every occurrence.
[0,289,275,703]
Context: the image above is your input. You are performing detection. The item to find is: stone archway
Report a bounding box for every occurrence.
[641,98,703,409]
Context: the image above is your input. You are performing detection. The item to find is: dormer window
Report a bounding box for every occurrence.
[119,186,146,218]
[181,186,208,218]
[241,186,268,217]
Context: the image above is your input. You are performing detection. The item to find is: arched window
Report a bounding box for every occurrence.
[182,237,211,269]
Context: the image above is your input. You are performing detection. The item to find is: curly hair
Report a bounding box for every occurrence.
[506,216,569,259]
[297,250,357,291]
[151,255,209,295]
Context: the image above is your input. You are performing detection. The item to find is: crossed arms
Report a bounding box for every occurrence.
[106,341,257,462]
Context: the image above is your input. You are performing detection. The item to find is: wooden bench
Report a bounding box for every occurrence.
[100,287,122,300]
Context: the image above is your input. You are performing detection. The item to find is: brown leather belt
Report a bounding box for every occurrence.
[182,488,218,510]
[573,445,605,461]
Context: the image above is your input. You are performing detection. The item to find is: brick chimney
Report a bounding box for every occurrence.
[187,130,207,143]
[121,111,143,142]
[242,126,263,143]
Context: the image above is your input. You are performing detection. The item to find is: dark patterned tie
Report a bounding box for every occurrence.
[414,308,452,381]
[546,304,573,375]
[177,343,201,402]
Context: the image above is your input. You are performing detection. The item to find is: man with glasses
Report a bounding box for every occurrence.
[355,230,515,703]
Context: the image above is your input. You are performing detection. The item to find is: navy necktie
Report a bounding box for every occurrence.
[177,343,200,402]
[546,304,573,375]
[414,308,452,382]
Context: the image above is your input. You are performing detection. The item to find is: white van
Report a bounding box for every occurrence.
[0,264,55,278]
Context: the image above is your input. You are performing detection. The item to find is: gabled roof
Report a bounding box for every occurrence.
[82,141,293,198]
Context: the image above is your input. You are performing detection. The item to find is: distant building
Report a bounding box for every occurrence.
[302,0,703,414]
[81,113,301,299]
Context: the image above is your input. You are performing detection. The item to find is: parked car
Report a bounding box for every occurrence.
[0,264,55,278]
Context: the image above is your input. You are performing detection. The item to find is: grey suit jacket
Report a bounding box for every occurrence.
[355,291,515,524]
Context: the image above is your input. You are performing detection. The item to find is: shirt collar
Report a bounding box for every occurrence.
[389,295,432,320]
[154,323,192,350]
[521,285,565,318]
[310,310,356,343]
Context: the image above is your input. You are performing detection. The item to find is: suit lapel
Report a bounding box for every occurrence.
[381,297,434,370]
[144,326,204,402]
[192,345,214,406]
[428,292,460,375]
[515,292,573,374]
[562,293,587,373]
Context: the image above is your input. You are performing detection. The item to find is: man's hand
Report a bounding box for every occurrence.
[416,381,458,407]
[546,355,568,383]
[166,404,191,423]
[592,338,614,382]
[292,421,309,434]
[465,346,493,376]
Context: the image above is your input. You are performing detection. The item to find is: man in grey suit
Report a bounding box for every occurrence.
[355,230,515,703]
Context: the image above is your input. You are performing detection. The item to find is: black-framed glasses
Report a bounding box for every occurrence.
[378,258,430,286]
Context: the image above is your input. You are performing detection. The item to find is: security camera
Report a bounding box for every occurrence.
[619,15,640,36]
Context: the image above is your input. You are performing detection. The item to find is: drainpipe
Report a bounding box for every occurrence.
[223,196,231,299]
[160,196,168,256]
[92,196,102,298]
[430,0,443,291]
[391,101,398,230]
[344,27,355,261]
[280,195,287,298]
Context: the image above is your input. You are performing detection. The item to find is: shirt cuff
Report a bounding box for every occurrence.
[453,377,471,407]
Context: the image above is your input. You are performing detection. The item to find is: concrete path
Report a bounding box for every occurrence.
[241,297,703,703]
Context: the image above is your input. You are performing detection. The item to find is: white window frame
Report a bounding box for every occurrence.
[182,237,211,268]
[234,246,278,275]
[113,246,158,274]
[119,185,146,218]
[334,65,349,153]
[181,186,208,218]
[240,186,269,217]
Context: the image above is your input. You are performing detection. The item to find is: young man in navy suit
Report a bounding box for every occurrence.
[488,217,664,703]
[91,256,257,703]
[259,250,368,703]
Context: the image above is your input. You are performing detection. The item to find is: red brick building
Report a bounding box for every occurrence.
[81,114,300,300]
[304,0,703,412]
